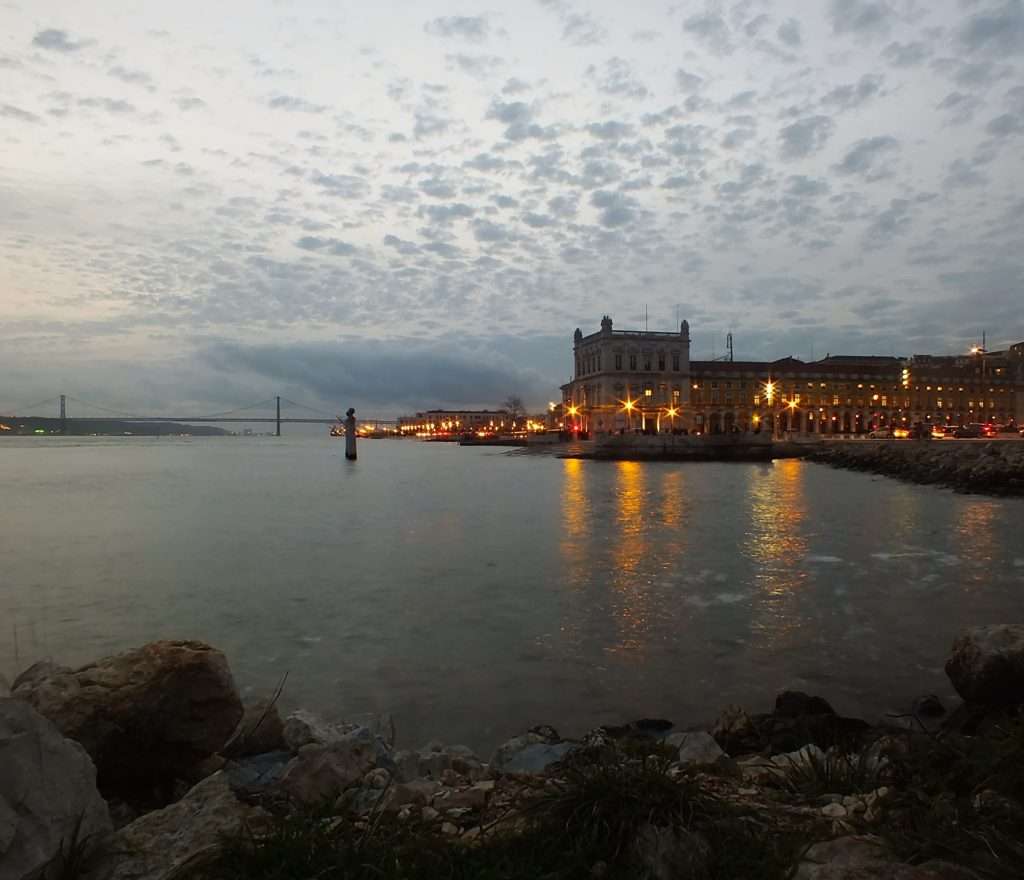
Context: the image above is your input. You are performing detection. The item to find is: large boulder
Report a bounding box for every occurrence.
[11,641,243,802]
[665,731,726,766]
[0,698,112,880]
[95,772,267,880]
[794,836,980,879]
[945,625,1024,705]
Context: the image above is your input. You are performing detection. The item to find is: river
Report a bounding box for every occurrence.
[2,435,1022,752]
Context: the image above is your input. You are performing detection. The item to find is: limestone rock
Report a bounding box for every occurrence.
[223,698,286,758]
[666,731,725,766]
[794,836,980,879]
[945,625,1024,704]
[11,641,242,802]
[96,772,266,880]
[384,780,442,810]
[0,698,112,880]
[632,823,710,880]
[436,786,486,811]
[281,709,359,751]
[712,705,753,741]
[279,726,390,805]
[223,750,291,796]
[489,733,573,775]
[391,749,421,782]
[775,691,836,718]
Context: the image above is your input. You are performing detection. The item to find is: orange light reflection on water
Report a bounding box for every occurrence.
[607,461,650,658]
[744,459,810,647]
[560,458,589,593]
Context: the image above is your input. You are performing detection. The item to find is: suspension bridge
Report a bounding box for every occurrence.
[0,394,398,435]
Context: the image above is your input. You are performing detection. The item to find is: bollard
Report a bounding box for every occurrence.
[345,408,357,460]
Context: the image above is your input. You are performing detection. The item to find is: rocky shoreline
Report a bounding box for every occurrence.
[3,629,1024,880]
[806,440,1024,496]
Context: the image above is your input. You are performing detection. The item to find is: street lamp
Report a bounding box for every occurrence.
[665,405,678,432]
[620,397,636,431]
[566,404,580,436]
[762,379,776,436]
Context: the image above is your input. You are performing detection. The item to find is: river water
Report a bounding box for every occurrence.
[2,435,1022,752]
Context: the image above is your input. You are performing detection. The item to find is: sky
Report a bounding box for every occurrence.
[1,0,1023,417]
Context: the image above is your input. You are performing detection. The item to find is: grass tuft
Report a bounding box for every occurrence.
[778,743,888,798]
[194,740,800,880]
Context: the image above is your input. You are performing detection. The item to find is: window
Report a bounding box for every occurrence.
[672,354,680,371]
[658,355,665,371]
[597,354,602,371]
[672,388,681,401]
[644,355,652,371]
[615,354,622,370]
[629,354,637,370]
[753,394,761,406]
[644,388,653,397]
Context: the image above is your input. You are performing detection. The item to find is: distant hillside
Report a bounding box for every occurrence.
[0,418,230,436]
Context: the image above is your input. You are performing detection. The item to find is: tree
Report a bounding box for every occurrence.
[502,395,526,420]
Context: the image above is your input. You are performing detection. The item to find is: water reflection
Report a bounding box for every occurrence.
[744,460,810,648]
[560,458,589,593]
[613,462,646,575]
[955,499,999,576]
[606,462,650,657]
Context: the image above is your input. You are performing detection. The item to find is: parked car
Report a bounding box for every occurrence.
[892,426,911,438]
[868,428,895,439]
[932,425,957,439]
[953,425,981,438]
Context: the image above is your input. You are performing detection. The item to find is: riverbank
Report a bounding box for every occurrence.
[807,439,1024,496]
[4,631,1023,880]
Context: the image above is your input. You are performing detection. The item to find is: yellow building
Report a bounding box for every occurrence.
[561,317,1023,436]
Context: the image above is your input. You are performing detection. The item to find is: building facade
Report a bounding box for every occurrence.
[396,409,511,435]
[561,315,692,434]
[561,316,1024,436]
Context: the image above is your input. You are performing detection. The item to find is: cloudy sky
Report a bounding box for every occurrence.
[2,0,1023,417]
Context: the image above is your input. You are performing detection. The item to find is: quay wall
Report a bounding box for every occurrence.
[806,438,1024,495]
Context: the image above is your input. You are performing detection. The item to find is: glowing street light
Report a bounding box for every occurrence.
[619,397,636,431]
[665,406,678,430]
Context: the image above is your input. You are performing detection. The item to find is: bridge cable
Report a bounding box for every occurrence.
[0,396,62,415]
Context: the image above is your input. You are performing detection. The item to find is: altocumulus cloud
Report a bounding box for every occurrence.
[32,29,88,52]
[424,15,490,42]
[779,115,835,159]
[295,236,357,256]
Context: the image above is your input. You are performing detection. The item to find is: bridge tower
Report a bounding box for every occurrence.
[276,396,281,437]
[59,394,66,434]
